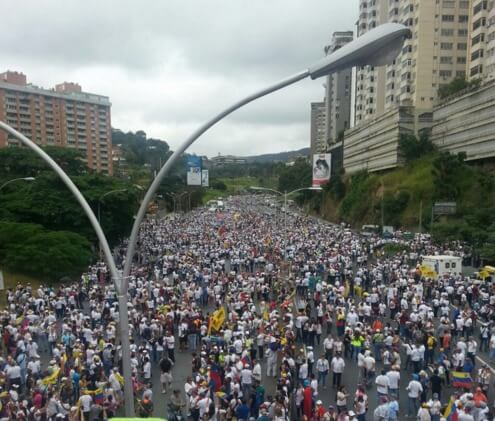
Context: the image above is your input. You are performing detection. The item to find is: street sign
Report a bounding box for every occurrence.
[433,202,456,215]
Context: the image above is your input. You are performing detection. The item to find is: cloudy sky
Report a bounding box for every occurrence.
[2,0,358,157]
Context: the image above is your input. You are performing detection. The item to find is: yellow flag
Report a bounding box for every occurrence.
[42,368,61,386]
[210,307,226,332]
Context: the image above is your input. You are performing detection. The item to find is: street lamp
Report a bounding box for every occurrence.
[97,189,128,225]
[250,186,322,261]
[0,23,409,416]
[0,177,35,191]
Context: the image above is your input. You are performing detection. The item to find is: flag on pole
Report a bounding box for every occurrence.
[443,396,458,421]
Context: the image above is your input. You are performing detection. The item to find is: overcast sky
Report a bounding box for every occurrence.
[1,0,358,157]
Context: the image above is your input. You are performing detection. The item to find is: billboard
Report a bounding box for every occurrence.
[312,153,331,186]
[201,170,209,187]
[186,156,202,186]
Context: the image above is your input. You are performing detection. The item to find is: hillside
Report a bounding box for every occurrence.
[315,153,495,260]
[244,147,310,163]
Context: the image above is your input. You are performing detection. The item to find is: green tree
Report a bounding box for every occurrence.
[438,77,480,100]
[277,158,312,192]
[431,152,466,200]
[398,132,436,163]
[0,222,92,281]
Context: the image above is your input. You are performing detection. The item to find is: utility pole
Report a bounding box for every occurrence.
[418,200,423,234]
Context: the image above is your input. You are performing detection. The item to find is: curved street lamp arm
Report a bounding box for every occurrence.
[0,177,32,191]
[99,188,128,202]
[287,187,321,196]
[122,69,310,285]
[250,186,283,196]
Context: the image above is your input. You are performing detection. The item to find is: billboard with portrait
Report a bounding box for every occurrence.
[312,153,331,186]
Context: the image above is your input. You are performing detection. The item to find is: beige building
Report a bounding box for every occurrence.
[386,0,470,112]
[355,0,470,126]
[466,0,495,81]
[0,70,112,174]
[355,0,389,124]
[310,101,327,155]
[324,32,353,147]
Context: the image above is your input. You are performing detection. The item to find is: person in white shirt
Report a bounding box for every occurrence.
[375,369,390,400]
[406,374,423,417]
[330,352,345,388]
[240,365,252,397]
[386,366,401,398]
[316,356,329,389]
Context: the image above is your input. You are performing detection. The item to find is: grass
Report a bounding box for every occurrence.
[202,176,278,204]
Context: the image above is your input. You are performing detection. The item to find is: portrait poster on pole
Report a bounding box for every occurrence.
[312,153,331,186]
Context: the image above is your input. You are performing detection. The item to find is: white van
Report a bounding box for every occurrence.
[421,255,462,278]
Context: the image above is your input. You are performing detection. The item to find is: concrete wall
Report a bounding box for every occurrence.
[431,81,495,160]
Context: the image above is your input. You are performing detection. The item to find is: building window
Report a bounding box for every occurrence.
[441,42,453,50]
[458,29,468,37]
[439,70,452,78]
[440,56,453,64]
[441,28,454,36]
[457,56,467,64]
[457,43,467,50]
[442,15,455,22]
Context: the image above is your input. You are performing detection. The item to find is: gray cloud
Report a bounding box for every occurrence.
[0,0,358,157]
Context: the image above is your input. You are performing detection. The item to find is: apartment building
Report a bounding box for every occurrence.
[387,0,470,112]
[355,0,389,124]
[355,0,470,125]
[466,0,495,81]
[0,70,112,174]
[310,101,327,155]
[324,32,354,146]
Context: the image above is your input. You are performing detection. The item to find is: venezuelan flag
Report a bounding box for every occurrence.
[451,371,472,389]
[443,396,458,421]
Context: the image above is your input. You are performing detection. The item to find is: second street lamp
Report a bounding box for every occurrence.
[0,177,35,191]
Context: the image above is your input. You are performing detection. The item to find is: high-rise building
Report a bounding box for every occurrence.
[0,70,112,174]
[385,0,470,113]
[354,0,389,124]
[467,0,495,81]
[324,31,353,147]
[310,101,327,155]
[354,0,470,126]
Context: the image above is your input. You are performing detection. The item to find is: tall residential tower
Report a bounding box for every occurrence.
[0,70,112,174]
[324,31,354,147]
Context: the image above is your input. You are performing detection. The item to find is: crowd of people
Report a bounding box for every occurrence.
[0,195,494,421]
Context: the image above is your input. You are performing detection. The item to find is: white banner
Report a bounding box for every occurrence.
[312,153,331,186]
[201,170,209,187]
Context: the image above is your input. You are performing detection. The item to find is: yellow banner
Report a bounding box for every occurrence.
[42,368,60,386]
[211,307,226,331]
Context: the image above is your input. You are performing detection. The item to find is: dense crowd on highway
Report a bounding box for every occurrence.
[1,195,495,420]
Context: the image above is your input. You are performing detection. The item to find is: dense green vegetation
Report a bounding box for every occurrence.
[0,147,141,281]
[437,77,481,100]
